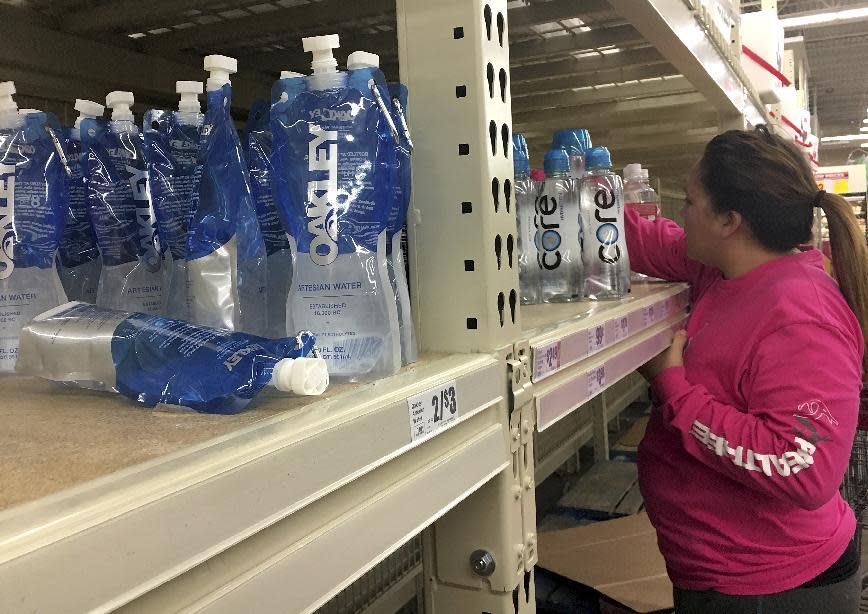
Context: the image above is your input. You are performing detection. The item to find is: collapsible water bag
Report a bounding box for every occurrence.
[81,92,165,315]
[57,100,104,302]
[270,35,400,381]
[244,99,293,338]
[17,302,328,414]
[0,100,68,373]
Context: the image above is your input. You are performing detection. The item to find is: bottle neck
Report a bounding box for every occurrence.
[545,169,569,178]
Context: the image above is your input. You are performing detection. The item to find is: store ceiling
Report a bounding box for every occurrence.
[2,0,864,174]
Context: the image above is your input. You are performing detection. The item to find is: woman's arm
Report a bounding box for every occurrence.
[625,207,711,286]
[652,322,860,510]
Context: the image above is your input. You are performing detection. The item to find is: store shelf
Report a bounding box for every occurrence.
[522,282,689,432]
[534,311,686,432]
[0,353,507,613]
[524,282,689,384]
[510,0,766,184]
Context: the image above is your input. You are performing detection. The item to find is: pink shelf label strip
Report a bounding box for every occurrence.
[536,315,688,431]
[532,288,690,383]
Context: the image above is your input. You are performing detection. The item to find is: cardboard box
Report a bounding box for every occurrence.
[537,512,673,613]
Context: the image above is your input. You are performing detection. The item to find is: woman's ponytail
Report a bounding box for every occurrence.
[818,191,868,370]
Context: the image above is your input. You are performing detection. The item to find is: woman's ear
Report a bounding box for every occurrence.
[717,209,744,238]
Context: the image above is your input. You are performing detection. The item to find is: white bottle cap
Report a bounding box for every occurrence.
[73,98,104,130]
[271,357,329,395]
[203,54,237,91]
[106,91,135,121]
[176,80,203,113]
[623,163,643,181]
[347,50,380,70]
[303,34,340,75]
[0,81,18,115]
[18,108,41,115]
[279,70,305,80]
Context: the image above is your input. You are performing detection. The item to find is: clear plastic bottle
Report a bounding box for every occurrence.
[513,133,540,305]
[623,163,660,282]
[581,147,630,299]
[623,163,660,222]
[536,147,581,303]
[552,128,592,180]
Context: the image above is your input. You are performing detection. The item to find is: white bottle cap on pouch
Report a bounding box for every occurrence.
[106,91,135,121]
[74,99,104,126]
[203,55,237,92]
[176,81,203,113]
[303,34,340,74]
[347,50,380,70]
[271,357,329,395]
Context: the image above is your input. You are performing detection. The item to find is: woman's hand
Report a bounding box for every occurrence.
[639,330,688,381]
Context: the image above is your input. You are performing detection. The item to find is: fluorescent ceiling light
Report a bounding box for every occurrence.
[862,143,868,148]
[820,134,868,143]
[864,118,868,124]
[861,126,868,132]
[780,7,868,28]
[784,35,804,43]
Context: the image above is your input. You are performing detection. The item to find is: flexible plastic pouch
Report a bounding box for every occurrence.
[17,301,327,414]
[244,99,292,338]
[271,73,400,381]
[143,108,203,320]
[386,81,416,365]
[81,117,165,314]
[0,112,68,372]
[57,128,101,302]
[189,84,267,334]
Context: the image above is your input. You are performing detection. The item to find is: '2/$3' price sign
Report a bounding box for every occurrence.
[408,380,460,442]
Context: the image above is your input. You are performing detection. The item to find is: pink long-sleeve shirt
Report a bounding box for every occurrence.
[627,208,863,595]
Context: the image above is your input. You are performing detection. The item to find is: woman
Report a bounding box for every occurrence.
[631,127,867,614]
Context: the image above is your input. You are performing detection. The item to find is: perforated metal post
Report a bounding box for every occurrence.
[397,0,521,354]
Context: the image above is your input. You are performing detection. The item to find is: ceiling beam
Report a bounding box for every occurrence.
[513,91,707,127]
[140,0,394,54]
[509,0,612,29]
[512,46,666,81]
[63,0,219,35]
[515,106,716,140]
[511,62,678,96]
[0,7,269,111]
[235,31,398,77]
[234,1,620,78]
[509,23,644,61]
[512,75,693,112]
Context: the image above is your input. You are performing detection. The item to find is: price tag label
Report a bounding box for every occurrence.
[613,316,629,342]
[533,341,561,381]
[642,305,656,327]
[408,379,459,442]
[587,365,606,398]
[587,324,606,355]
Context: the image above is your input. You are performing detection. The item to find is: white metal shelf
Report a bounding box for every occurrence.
[534,310,687,432]
[524,282,690,384]
[0,353,507,613]
[522,282,689,433]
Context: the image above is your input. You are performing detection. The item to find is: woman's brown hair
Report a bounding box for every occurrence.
[699,126,868,370]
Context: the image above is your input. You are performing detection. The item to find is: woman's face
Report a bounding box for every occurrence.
[682,163,723,264]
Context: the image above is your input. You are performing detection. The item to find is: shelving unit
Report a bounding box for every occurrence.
[0,1,766,612]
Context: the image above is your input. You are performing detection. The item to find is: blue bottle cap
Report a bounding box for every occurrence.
[543,147,570,174]
[575,129,592,152]
[585,146,612,170]
[513,133,530,176]
[552,129,592,156]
